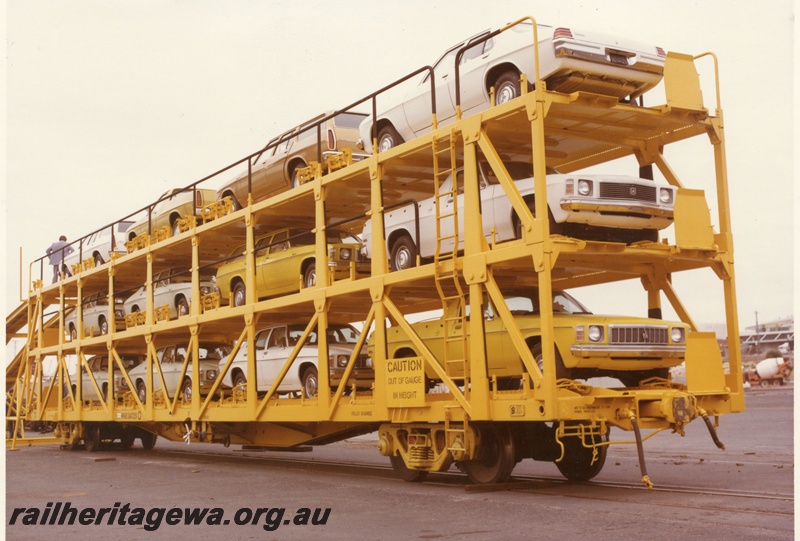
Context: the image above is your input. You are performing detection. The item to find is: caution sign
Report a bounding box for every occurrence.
[386,357,426,407]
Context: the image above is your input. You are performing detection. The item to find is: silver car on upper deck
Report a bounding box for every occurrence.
[359,21,665,153]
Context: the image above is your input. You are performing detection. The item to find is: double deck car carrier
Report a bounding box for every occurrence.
[6,18,743,487]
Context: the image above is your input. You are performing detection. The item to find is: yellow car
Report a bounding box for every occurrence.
[380,287,689,389]
[215,228,369,306]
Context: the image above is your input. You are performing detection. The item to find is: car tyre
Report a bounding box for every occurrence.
[303,263,317,289]
[99,316,108,336]
[136,381,147,405]
[181,378,193,404]
[302,366,318,399]
[377,124,404,152]
[390,234,417,271]
[493,71,522,104]
[176,296,189,316]
[233,281,246,307]
[232,371,247,389]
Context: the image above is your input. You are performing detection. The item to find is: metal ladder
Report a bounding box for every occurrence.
[431,132,469,397]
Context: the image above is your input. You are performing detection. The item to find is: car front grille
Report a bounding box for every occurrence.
[356,354,371,368]
[599,183,656,203]
[609,325,668,345]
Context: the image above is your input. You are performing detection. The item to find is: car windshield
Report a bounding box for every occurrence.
[476,289,592,318]
[480,161,558,185]
[286,324,360,346]
[288,229,359,246]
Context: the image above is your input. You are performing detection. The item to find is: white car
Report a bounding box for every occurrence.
[64,220,134,273]
[219,323,374,398]
[75,354,144,402]
[122,269,216,319]
[361,161,676,270]
[359,21,665,153]
[65,292,126,339]
[120,342,229,404]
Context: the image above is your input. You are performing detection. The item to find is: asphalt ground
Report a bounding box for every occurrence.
[5,387,794,540]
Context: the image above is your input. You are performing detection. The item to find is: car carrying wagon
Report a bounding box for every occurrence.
[7,16,743,489]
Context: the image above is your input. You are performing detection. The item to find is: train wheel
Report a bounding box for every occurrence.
[120,430,135,449]
[389,454,428,483]
[461,425,516,484]
[555,426,608,481]
[140,431,158,450]
[83,423,101,452]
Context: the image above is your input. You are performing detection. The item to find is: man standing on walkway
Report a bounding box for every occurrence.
[46,235,74,283]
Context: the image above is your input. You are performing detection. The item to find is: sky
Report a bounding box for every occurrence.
[2,0,796,344]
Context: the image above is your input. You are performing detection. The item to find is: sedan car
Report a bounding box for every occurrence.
[378,287,689,389]
[64,220,133,274]
[122,269,216,319]
[215,228,369,306]
[120,342,229,404]
[75,354,144,402]
[127,188,217,242]
[360,21,665,153]
[361,161,675,270]
[65,292,126,339]
[216,111,369,209]
[219,323,373,398]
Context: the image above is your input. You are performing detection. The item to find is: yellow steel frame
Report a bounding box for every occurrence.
[7,33,742,462]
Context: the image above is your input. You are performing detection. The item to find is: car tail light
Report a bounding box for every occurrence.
[553,27,573,40]
[656,47,666,58]
[327,129,336,151]
[195,189,203,210]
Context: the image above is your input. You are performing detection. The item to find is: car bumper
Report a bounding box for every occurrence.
[559,199,674,228]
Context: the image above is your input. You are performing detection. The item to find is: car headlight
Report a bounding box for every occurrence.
[578,179,593,196]
[200,286,211,296]
[671,327,686,344]
[659,188,674,204]
[588,325,604,342]
[204,370,217,381]
[330,355,349,368]
[340,248,352,261]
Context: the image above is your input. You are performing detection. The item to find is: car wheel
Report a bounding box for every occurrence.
[291,163,307,188]
[530,342,570,380]
[172,220,182,237]
[232,371,247,389]
[94,253,104,267]
[233,281,246,307]
[99,316,108,335]
[303,263,317,289]
[102,383,108,401]
[302,366,318,399]
[131,305,140,313]
[69,324,77,341]
[182,378,192,404]
[493,71,521,104]
[136,381,147,405]
[176,296,189,316]
[390,234,417,271]
[377,124,404,152]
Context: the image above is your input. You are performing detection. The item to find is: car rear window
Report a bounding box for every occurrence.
[333,112,368,129]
